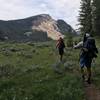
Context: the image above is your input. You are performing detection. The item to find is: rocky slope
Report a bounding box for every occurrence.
[0,14,76,42]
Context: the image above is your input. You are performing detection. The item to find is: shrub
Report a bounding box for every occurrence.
[0,64,14,77]
[66,36,73,47]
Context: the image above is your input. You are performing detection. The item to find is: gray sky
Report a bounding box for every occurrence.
[0,0,81,29]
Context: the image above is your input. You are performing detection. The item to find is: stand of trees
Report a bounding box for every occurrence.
[78,0,100,35]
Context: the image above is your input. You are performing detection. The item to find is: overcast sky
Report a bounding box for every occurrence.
[0,0,81,29]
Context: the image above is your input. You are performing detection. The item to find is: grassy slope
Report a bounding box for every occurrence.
[0,39,99,100]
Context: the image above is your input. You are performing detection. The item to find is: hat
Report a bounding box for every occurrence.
[86,33,90,37]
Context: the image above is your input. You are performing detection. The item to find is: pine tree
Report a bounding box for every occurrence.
[78,0,92,34]
[92,0,100,35]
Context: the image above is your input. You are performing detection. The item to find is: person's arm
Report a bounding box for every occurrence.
[95,48,98,53]
[94,40,98,53]
[82,48,88,52]
[56,41,59,48]
[63,41,65,48]
[73,41,83,49]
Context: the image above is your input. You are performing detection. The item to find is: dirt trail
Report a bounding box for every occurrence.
[53,61,100,100]
[84,83,100,100]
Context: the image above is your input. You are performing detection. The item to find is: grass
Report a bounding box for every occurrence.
[0,39,99,100]
[91,38,100,88]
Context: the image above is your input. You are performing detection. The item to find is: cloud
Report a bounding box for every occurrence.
[0,0,80,28]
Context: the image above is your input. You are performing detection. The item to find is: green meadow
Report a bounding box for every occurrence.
[0,38,99,100]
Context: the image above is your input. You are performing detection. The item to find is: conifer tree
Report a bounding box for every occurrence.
[78,0,92,34]
[92,0,100,35]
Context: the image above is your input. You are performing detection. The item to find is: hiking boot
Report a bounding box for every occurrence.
[86,79,91,84]
[82,75,85,81]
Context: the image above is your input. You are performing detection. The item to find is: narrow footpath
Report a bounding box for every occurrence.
[84,83,100,100]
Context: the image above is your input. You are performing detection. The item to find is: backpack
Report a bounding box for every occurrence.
[86,38,98,58]
[60,41,65,49]
[57,39,65,49]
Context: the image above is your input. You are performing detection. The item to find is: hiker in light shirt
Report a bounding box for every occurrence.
[74,33,98,84]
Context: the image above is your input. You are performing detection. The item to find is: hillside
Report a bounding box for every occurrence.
[0,14,76,42]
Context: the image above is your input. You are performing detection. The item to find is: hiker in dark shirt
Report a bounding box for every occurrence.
[74,33,98,84]
[56,37,65,61]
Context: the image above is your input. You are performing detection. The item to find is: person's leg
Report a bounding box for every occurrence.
[59,49,61,61]
[81,67,85,80]
[59,49,63,61]
[86,67,91,84]
[60,55,62,61]
[86,59,92,84]
[80,57,85,80]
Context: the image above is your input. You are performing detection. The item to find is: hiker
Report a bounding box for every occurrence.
[56,37,65,61]
[74,33,98,84]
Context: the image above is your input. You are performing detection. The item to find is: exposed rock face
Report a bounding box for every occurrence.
[32,14,63,40]
[0,14,76,42]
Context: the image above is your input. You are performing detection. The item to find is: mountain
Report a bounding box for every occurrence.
[0,14,76,42]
